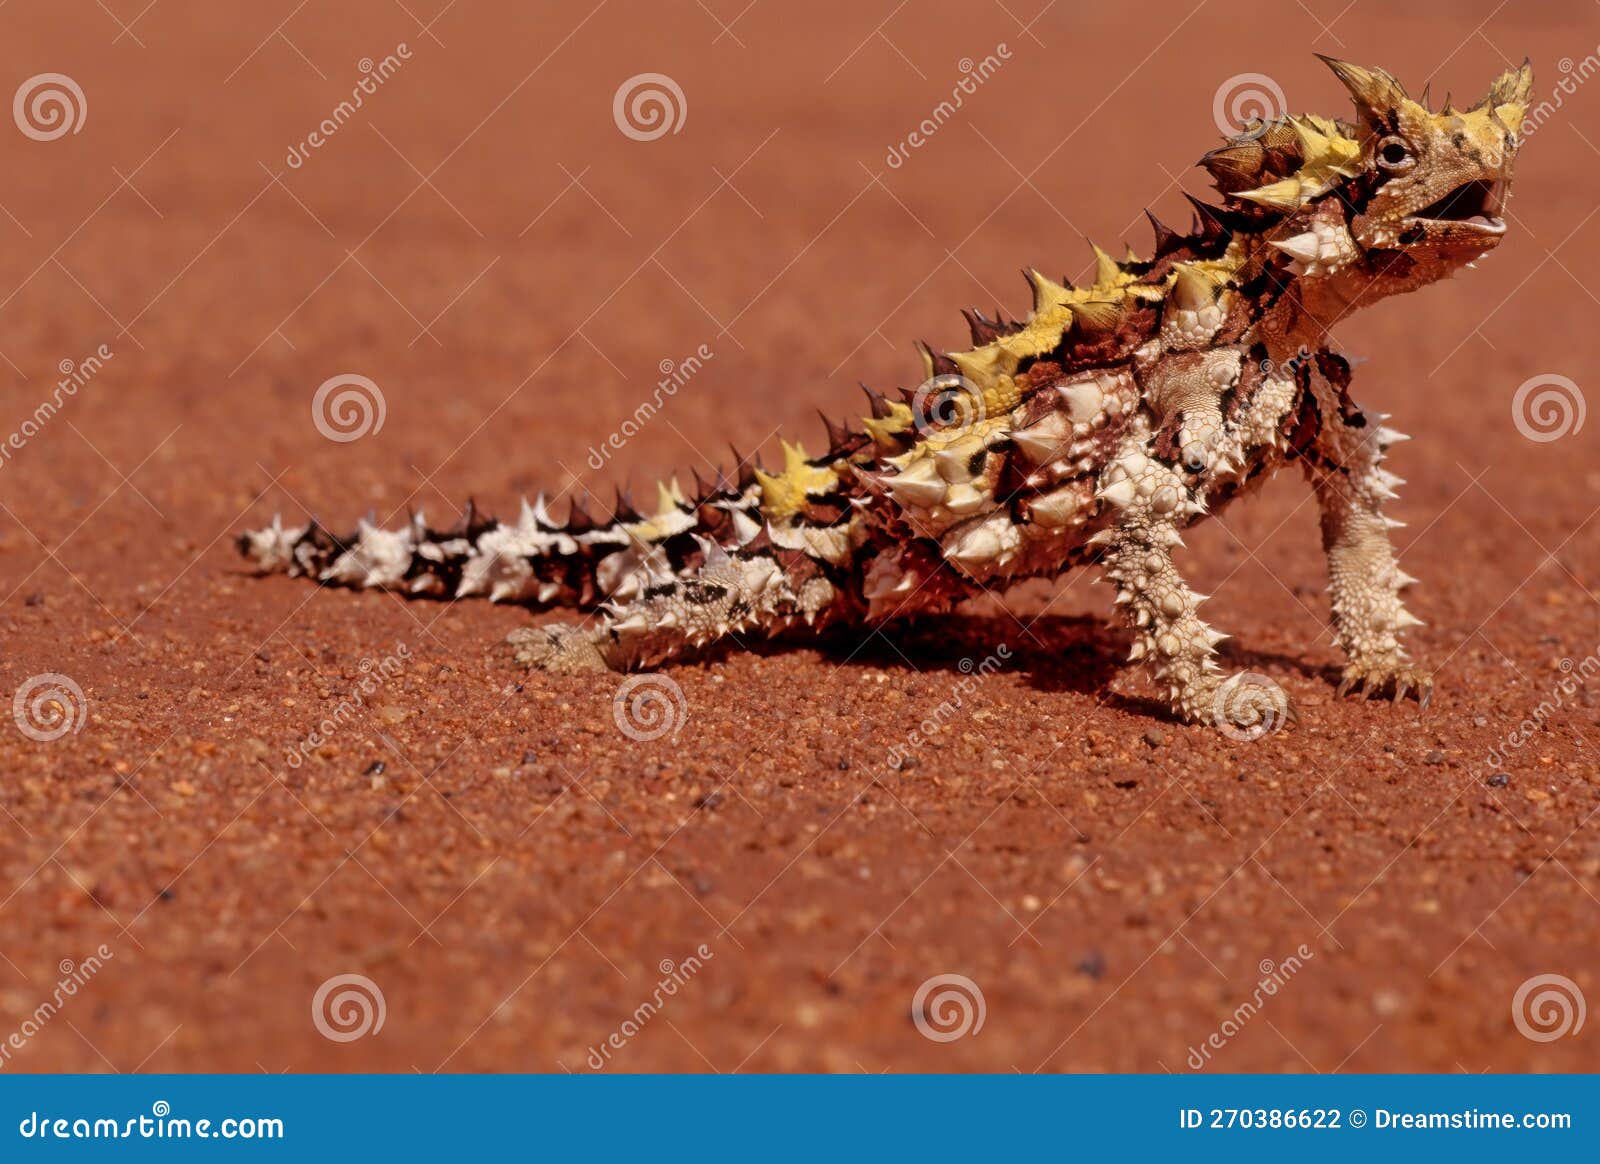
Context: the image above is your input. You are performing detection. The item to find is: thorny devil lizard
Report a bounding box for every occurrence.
[239,57,1534,732]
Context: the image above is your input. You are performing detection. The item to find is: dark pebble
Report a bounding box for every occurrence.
[1488,773,1510,788]
[1076,950,1107,979]
[1424,750,1445,765]
[363,760,386,776]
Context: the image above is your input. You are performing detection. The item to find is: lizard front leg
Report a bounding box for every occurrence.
[1305,408,1431,705]
[1094,450,1288,733]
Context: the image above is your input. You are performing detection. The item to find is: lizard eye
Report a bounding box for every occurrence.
[1376,136,1414,172]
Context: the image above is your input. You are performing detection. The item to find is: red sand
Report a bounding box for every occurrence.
[0,0,1597,1072]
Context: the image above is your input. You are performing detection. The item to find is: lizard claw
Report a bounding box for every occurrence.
[1336,662,1432,707]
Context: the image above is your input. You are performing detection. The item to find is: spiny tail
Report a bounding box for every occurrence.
[235,475,771,610]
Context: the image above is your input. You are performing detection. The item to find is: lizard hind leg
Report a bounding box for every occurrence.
[508,538,836,674]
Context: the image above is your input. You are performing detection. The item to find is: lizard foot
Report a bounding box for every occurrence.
[507,624,615,673]
[1195,671,1299,740]
[1336,660,1433,707]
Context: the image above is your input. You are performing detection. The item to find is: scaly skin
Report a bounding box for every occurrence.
[238,57,1533,733]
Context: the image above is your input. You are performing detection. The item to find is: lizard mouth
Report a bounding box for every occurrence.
[1405,178,1506,235]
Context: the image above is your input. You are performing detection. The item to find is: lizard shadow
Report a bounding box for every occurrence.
[773,614,1332,722]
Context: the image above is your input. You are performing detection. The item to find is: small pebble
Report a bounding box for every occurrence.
[1424,750,1445,765]
[1076,950,1106,979]
[1487,773,1510,788]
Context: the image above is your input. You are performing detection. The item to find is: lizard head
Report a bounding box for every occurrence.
[1202,57,1532,300]
[1321,56,1531,256]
